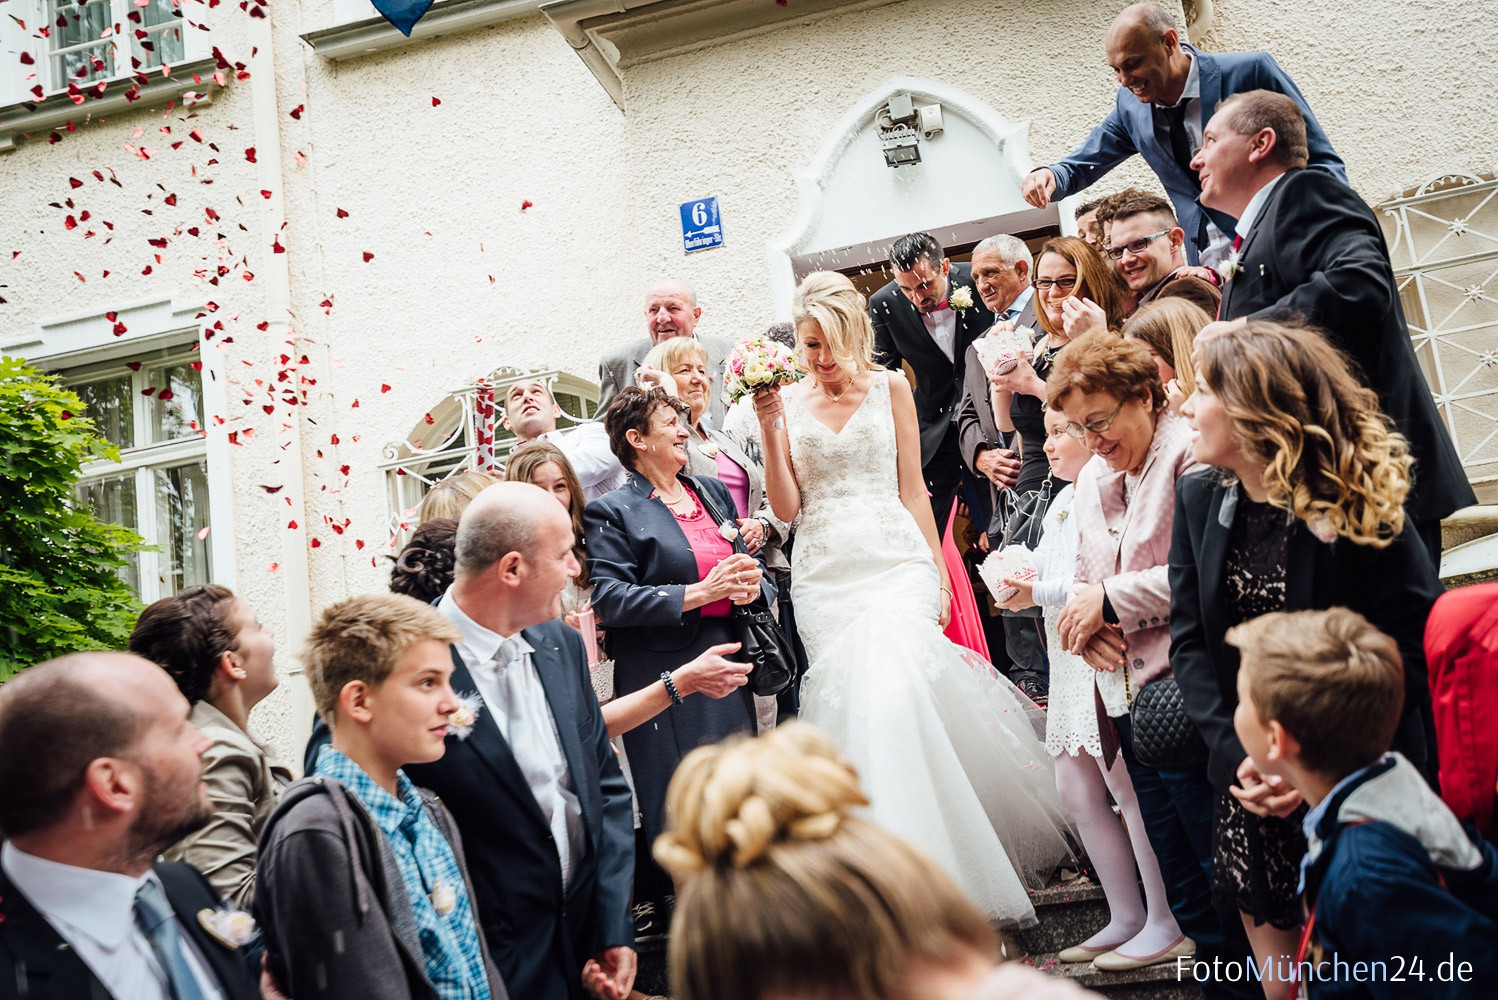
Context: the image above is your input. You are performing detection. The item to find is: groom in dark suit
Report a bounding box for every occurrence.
[871,232,996,532]
[0,652,260,1000]
[413,482,635,1000]
[1195,90,1474,557]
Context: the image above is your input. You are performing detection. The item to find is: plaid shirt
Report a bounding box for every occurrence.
[314,748,491,1000]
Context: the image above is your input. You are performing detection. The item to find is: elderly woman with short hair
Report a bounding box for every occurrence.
[1044,331,1245,976]
[584,386,773,854]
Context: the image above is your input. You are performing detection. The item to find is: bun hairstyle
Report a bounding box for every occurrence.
[1195,321,1413,547]
[129,584,241,704]
[389,518,458,604]
[791,271,881,378]
[655,722,998,1000]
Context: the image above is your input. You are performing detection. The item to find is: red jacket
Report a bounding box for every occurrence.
[1424,582,1498,836]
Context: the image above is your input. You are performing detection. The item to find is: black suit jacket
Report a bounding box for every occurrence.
[1219,169,1474,524]
[870,262,997,469]
[1168,472,1443,794]
[0,860,259,1000]
[303,623,634,1000]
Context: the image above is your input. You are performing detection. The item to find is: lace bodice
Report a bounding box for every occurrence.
[785,371,901,515]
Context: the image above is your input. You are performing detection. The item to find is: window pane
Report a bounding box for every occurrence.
[76,473,141,594]
[51,0,111,49]
[74,373,135,450]
[153,460,212,594]
[52,43,114,86]
[147,360,205,444]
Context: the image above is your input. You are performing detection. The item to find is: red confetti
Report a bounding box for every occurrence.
[431,96,441,106]
[60,410,74,420]
[336,208,349,218]
[68,177,83,188]
[260,485,284,494]
[260,189,273,199]
[330,434,340,445]
[163,193,177,206]
[272,238,285,254]
[140,387,157,397]
[309,538,322,548]
[380,384,391,393]
[424,412,435,425]
[289,104,304,120]
[356,539,366,550]
[74,271,86,282]
[19,52,34,65]
[159,389,174,401]
[244,147,257,162]
[521,200,533,211]
[351,398,360,408]
[361,251,374,262]
[125,361,142,371]
[196,525,211,541]
[263,404,274,414]
[64,215,77,230]
[287,520,298,530]
[113,322,128,336]
[189,129,205,142]
[191,361,203,371]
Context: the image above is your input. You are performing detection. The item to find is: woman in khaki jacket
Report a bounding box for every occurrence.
[130,584,292,908]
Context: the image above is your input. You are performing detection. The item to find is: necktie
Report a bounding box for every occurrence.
[1162,103,1198,183]
[134,880,210,1000]
[493,639,574,883]
[1231,234,1243,252]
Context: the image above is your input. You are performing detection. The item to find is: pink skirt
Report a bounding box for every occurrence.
[942,504,989,660]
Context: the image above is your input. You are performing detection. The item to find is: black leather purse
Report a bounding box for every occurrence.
[693,481,796,697]
[1128,676,1208,770]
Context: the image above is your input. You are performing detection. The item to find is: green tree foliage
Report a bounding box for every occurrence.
[1,356,144,677]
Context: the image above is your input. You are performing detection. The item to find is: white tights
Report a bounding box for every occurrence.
[1054,749,1183,958]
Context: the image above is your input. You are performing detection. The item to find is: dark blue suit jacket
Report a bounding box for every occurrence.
[583,473,775,664]
[304,621,633,1000]
[1048,43,1346,263]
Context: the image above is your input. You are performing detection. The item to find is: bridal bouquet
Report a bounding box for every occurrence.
[978,545,1037,604]
[973,325,1036,381]
[723,336,804,402]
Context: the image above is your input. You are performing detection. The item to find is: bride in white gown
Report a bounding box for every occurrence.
[753,271,1074,926]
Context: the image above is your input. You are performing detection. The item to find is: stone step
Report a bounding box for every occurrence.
[1009,877,1112,956]
[1023,951,1205,1000]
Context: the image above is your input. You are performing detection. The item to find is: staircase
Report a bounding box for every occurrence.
[630,875,1204,999]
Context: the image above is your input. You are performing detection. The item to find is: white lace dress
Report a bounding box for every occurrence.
[786,372,1074,926]
[1029,482,1129,758]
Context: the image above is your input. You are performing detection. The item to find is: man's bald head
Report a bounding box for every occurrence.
[1109,2,1178,43]
[454,481,569,577]
[0,652,163,837]
[1105,4,1188,107]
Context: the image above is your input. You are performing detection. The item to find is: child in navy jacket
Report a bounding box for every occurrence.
[1227,608,1497,1000]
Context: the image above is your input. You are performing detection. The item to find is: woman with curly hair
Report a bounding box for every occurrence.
[1171,320,1443,993]
[389,517,459,603]
[654,722,1097,1000]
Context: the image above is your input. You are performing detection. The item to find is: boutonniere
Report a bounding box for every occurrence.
[948,285,975,310]
[718,521,739,542]
[1220,249,1243,281]
[429,879,458,917]
[446,692,484,740]
[697,440,720,458]
[197,906,258,949]
[1055,509,1069,524]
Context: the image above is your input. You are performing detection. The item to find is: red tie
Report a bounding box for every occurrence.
[1231,235,1243,252]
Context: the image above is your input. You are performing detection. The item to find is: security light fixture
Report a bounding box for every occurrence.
[877,95,938,168]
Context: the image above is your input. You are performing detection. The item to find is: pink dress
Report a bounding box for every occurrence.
[942,503,988,659]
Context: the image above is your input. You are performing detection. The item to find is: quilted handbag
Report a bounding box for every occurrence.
[1129,676,1208,770]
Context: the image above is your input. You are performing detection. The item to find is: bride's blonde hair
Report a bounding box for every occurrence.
[654,722,998,1000]
[791,271,883,378]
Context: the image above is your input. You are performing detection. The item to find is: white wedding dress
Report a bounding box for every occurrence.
[786,372,1074,926]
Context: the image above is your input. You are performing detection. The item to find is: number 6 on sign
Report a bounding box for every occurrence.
[679,196,724,253]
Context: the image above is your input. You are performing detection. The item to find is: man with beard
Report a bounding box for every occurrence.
[0,652,260,1000]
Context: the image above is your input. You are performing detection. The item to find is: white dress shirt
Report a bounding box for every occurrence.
[1231,171,1289,248]
[1000,286,1034,324]
[921,301,958,362]
[1155,48,1232,269]
[538,421,627,502]
[1,842,226,1000]
[437,592,586,887]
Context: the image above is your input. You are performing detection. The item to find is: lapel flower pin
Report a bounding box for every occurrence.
[1220,249,1243,281]
[948,285,975,310]
[197,906,258,949]
[446,692,484,740]
[429,879,458,917]
[697,440,720,458]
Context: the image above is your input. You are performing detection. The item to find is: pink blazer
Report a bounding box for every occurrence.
[1072,408,1204,692]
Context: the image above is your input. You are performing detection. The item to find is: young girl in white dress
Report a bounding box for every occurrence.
[996,407,1187,968]
[752,271,1074,927]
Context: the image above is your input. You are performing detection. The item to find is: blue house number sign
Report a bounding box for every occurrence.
[680,197,723,253]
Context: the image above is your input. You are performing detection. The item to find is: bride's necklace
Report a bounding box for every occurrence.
[817,376,853,403]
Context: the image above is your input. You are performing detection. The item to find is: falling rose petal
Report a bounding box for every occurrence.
[288,104,303,119]
[260,484,284,493]
[431,96,441,106]
[356,539,366,550]
[141,386,157,397]
[196,525,211,541]
[309,538,321,548]
[244,147,257,162]
[521,199,533,210]
[424,412,435,425]
[74,271,86,282]
[287,520,298,530]
[380,384,391,393]
[125,361,143,371]
[361,251,374,262]
[351,398,359,408]
[158,389,174,401]
[60,410,74,420]
[163,193,177,206]
[191,361,203,371]
[64,215,77,229]
[335,207,349,218]
[69,177,83,188]
[272,238,285,253]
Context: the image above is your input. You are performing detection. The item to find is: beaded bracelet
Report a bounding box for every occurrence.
[661,671,683,706]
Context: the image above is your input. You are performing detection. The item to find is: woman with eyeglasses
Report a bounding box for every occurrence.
[985,236,1131,497]
[1043,332,1244,976]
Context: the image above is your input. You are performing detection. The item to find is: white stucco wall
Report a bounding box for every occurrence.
[3,0,1495,764]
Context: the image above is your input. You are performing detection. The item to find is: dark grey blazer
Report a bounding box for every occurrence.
[596,333,734,428]
[956,296,1037,515]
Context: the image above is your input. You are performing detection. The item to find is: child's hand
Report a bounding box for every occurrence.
[1230,757,1303,818]
[996,576,1036,611]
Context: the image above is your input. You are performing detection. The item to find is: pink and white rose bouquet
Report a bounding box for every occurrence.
[723,336,804,402]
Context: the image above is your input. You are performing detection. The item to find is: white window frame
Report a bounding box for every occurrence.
[64,345,215,601]
[0,0,210,106]
[8,295,239,598]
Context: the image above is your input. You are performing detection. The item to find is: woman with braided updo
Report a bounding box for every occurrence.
[1172,320,1444,989]
[654,722,1098,1000]
[389,517,458,603]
